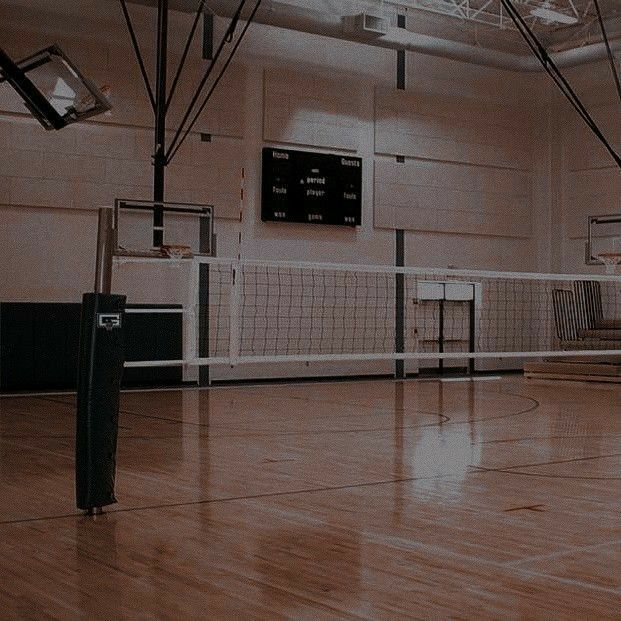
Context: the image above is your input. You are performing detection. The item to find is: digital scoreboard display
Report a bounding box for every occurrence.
[261,147,362,227]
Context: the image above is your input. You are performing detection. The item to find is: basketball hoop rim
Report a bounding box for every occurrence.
[596,252,621,266]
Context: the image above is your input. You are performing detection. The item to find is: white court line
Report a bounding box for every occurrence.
[0,390,76,399]
[504,539,621,568]
[263,505,621,597]
[125,308,186,314]
[0,374,510,398]
[436,376,503,383]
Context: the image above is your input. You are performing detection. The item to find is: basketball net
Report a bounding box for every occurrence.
[598,254,621,275]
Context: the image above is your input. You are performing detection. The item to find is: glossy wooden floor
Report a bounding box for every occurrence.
[0,377,619,619]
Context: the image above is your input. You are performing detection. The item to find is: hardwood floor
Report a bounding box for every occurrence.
[0,377,619,619]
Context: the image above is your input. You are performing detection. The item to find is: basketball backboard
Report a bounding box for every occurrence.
[585,214,621,272]
[114,199,215,259]
[0,45,111,130]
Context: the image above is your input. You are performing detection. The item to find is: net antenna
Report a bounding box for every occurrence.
[0,45,111,130]
[586,214,621,273]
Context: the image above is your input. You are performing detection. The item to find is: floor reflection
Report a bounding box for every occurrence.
[255,524,362,610]
[75,514,120,616]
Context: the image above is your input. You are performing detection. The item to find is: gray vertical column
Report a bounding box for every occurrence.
[198,216,211,387]
[469,287,476,375]
[395,231,405,379]
[395,13,406,380]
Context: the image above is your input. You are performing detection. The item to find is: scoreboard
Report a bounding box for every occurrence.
[261,147,362,227]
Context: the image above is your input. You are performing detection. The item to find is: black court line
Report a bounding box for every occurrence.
[472,452,621,481]
[37,395,454,436]
[0,472,463,527]
[478,452,621,471]
[2,446,618,526]
[37,390,542,438]
[481,433,621,445]
[503,504,546,513]
[120,400,451,429]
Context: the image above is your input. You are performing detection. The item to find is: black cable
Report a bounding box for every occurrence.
[504,1,597,131]
[166,0,207,112]
[167,0,263,164]
[593,0,621,106]
[166,0,248,159]
[119,0,156,111]
[500,0,621,169]
[225,9,243,42]
[508,0,611,136]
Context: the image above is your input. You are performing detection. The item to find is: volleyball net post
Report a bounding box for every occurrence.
[75,207,126,515]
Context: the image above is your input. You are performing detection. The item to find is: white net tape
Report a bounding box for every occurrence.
[115,257,621,368]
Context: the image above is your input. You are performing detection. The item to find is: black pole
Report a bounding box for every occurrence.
[395,13,406,380]
[469,293,476,375]
[438,298,444,375]
[199,216,211,387]
[153,0,169,247]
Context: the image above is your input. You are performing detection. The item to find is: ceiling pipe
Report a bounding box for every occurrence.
[204,0,621,73]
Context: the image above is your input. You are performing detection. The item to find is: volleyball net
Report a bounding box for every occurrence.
[113,257,621,369]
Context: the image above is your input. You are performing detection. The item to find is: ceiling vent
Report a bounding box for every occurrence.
[348,12,389,37]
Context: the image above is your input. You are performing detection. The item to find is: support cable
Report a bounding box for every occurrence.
[500,0,621,169]
[119,0,156,111]
[166,0,248,160]
[506,2,597,130]
[166,0,207,112]
[593,0,621,106]
[167,0,262,164]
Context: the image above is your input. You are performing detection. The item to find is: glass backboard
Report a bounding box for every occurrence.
[114,199,215,259]
[0,45,111,130]
[586,214,621,273]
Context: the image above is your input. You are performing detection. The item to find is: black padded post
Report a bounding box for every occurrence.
[75,293,126,512]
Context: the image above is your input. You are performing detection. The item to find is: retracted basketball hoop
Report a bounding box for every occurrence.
[585,214,621,273]
[0,44,111,130]
[113,199,214,260]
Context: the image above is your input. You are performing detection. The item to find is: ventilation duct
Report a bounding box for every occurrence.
[348,12,389,38]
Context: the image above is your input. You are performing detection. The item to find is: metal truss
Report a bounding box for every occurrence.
[380,0,606,32]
